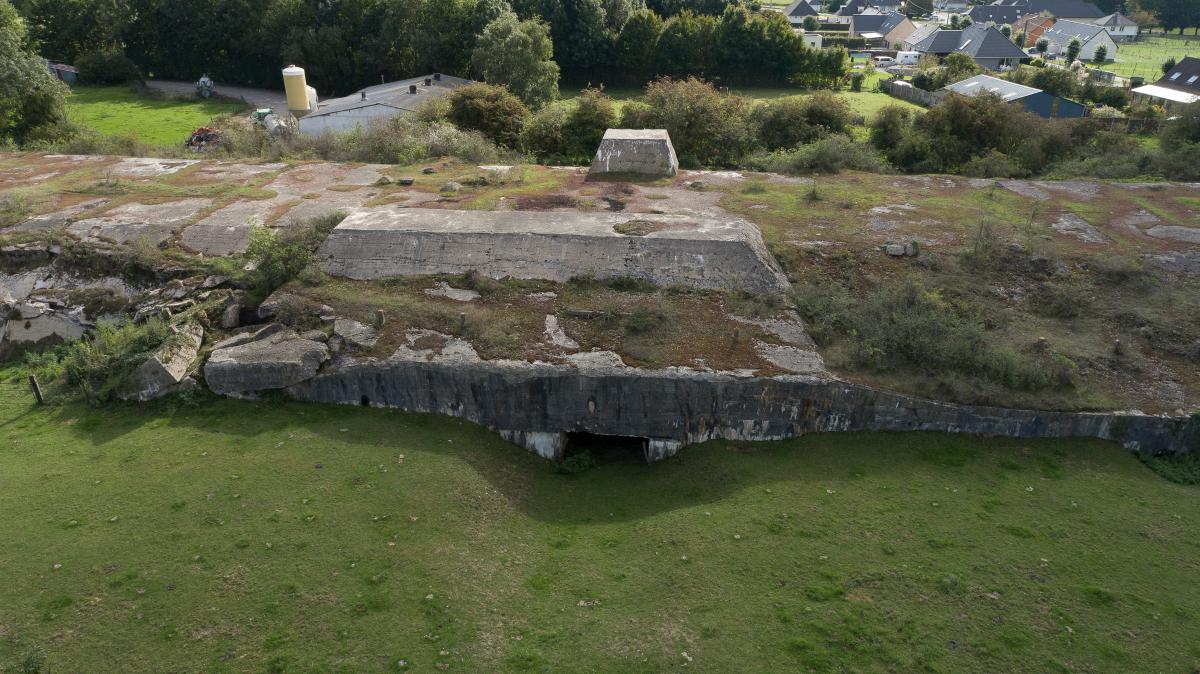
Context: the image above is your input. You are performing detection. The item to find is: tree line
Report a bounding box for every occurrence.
[11,0,848,97]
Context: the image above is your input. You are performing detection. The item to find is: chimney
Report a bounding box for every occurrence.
[409,84,417,94]
[424,78,432,86]
[360,91,367,101]
[434,73,441,81]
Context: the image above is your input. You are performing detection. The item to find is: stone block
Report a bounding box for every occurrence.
[590,129,678,177]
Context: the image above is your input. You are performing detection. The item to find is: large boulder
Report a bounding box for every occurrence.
[119,323,204,401]
[205,328,329,397]
[333,318,378,350]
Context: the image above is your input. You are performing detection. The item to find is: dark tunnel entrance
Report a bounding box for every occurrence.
[564,432,648,465]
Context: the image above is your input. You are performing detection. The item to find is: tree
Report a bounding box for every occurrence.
[0,0,68,143]
[1162,57,1176,74]
[616,9,663,83]
[619,76,754,166]
[1092,44,1107,63]
[949,14,960,29]
[655,10,716,77]
[1014,30,1025,46]
[1036,38,1049,54]
[1066,37,1081,63]
[961,17,972,28]
[802,15,818,31]
[999,24,1011,37]
[471,11,559,108]
[447,82,531,147]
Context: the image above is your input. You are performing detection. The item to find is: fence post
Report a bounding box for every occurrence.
[28,375,44,405]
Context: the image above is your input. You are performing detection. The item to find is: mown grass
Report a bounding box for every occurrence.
[0,388,1198,672]
[66,86,246,146]
[1107,34,1200,80]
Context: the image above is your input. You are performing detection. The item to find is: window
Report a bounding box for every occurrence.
[1170,73,1181,80]
[1188,75,1199,85]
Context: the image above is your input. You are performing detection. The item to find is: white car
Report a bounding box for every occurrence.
[872,56,896,66]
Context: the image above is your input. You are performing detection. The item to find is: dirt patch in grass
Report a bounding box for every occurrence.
[514,194,579,210]
[613,219,664,236]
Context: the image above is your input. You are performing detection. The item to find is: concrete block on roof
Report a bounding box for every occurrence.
[590,129,679,178]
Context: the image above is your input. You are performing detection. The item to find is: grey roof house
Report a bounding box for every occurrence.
[1039,19,1116,61]
[966,5,1025,25]
[910,25,1029,70]
[849,12,917,47]
[1132,56,1200,108]
[944,73,1088,117]
[298,73,473,136]
[1093,12,1138,41]
[990,0,1105,21]
[779,0,818,27]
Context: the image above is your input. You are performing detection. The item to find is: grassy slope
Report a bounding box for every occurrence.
[66,86,246,146]
[0,390,1198,673]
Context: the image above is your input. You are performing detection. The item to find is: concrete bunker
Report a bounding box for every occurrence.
[564,432,649,464]
[590,129,679,177]
[319,208,790,294]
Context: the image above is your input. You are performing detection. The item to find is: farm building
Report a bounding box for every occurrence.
[944,74,1087,117]
[1039,19,1116,62]
[1132,57,1200,109]
[297,73,473,136]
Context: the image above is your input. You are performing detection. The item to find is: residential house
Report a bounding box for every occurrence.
[989,0,1104,22]
[910,25,1029,70]
[1093,13,1138,42]
[944,73,1088,117]
[298,73,473,136]
[836,0,871,16]
[1132,56,1200,109]
[849,12,918,48]
[872,0,903,12]
[1040,19,1116,61]
[966,5,1025,26]
[779,0,818,28]
[900,22,940,50]
[1012,14,1054,46]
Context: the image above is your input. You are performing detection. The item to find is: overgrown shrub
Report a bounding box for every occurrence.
[747,135,886,174]
[619,77,755,167]
[245,212,347,296]
[563,88,617,160]
[447,83,531,149]
[75,47,143,84]
[521,103,570,162]
[750,92,852,150]
[27,318,172,404]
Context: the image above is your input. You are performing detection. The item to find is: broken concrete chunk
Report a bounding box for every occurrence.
[884,244,906,257]
[119,323,204,401]
[333,318,378,349]
[590,129,679,177]
[204,330,329,396]
[210,323,285,351]
[301,329,329,342]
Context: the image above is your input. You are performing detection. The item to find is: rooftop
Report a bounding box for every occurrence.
[1154,56,1200,95]
[305,73,473,119]
[944,73,1041,101]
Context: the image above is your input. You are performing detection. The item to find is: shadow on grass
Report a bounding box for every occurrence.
[48,394,1153,524]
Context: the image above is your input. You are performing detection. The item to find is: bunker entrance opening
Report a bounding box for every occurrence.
[564,432,648,464]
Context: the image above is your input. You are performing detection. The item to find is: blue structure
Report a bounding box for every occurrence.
[943,74,1088,118]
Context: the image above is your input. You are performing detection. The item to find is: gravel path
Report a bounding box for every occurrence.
[146,79,290,112]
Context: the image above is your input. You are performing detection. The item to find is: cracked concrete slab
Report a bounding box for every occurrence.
[68,198,212,245]
[109,157,199,178]
[1146,225,1200,244]
[1051,213,1108,244]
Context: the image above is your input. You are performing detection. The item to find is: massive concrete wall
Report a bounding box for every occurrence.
[286,354,1200,462]
[319,208,791,294]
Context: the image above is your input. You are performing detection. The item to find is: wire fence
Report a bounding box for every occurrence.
[0,378,37,407]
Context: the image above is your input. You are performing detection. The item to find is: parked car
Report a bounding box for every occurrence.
[873,55,896,66]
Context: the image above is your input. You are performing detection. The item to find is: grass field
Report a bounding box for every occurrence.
[1109,34,1200,81]
[1,386,1198,672]
[66,86,247,147]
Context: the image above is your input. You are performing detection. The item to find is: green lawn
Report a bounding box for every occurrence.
[1,388,1198,672]
[65,86,246,147]
[1109,34,1200,80]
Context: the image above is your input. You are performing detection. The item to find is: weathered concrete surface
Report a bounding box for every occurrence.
[0,301,89,359]
[319,208,791,294]
[119,323,204,401]
[285,352,1200,462]
[205,328,329,396]
[1146,225,1200,244]
[68,199,212,245]
[591,129,679,177]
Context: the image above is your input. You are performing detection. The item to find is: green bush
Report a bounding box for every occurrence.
[751,92,852,150]
[554,450,596,474]
[447,83,531,149]
[619,77,755,167]
[521,103,570,162]
[747,135,886,175]
[75,47,143,84]
[245,212,347,296]
[1139,452,1200,485]
[28,318,172,404]
[564,88,616,160]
